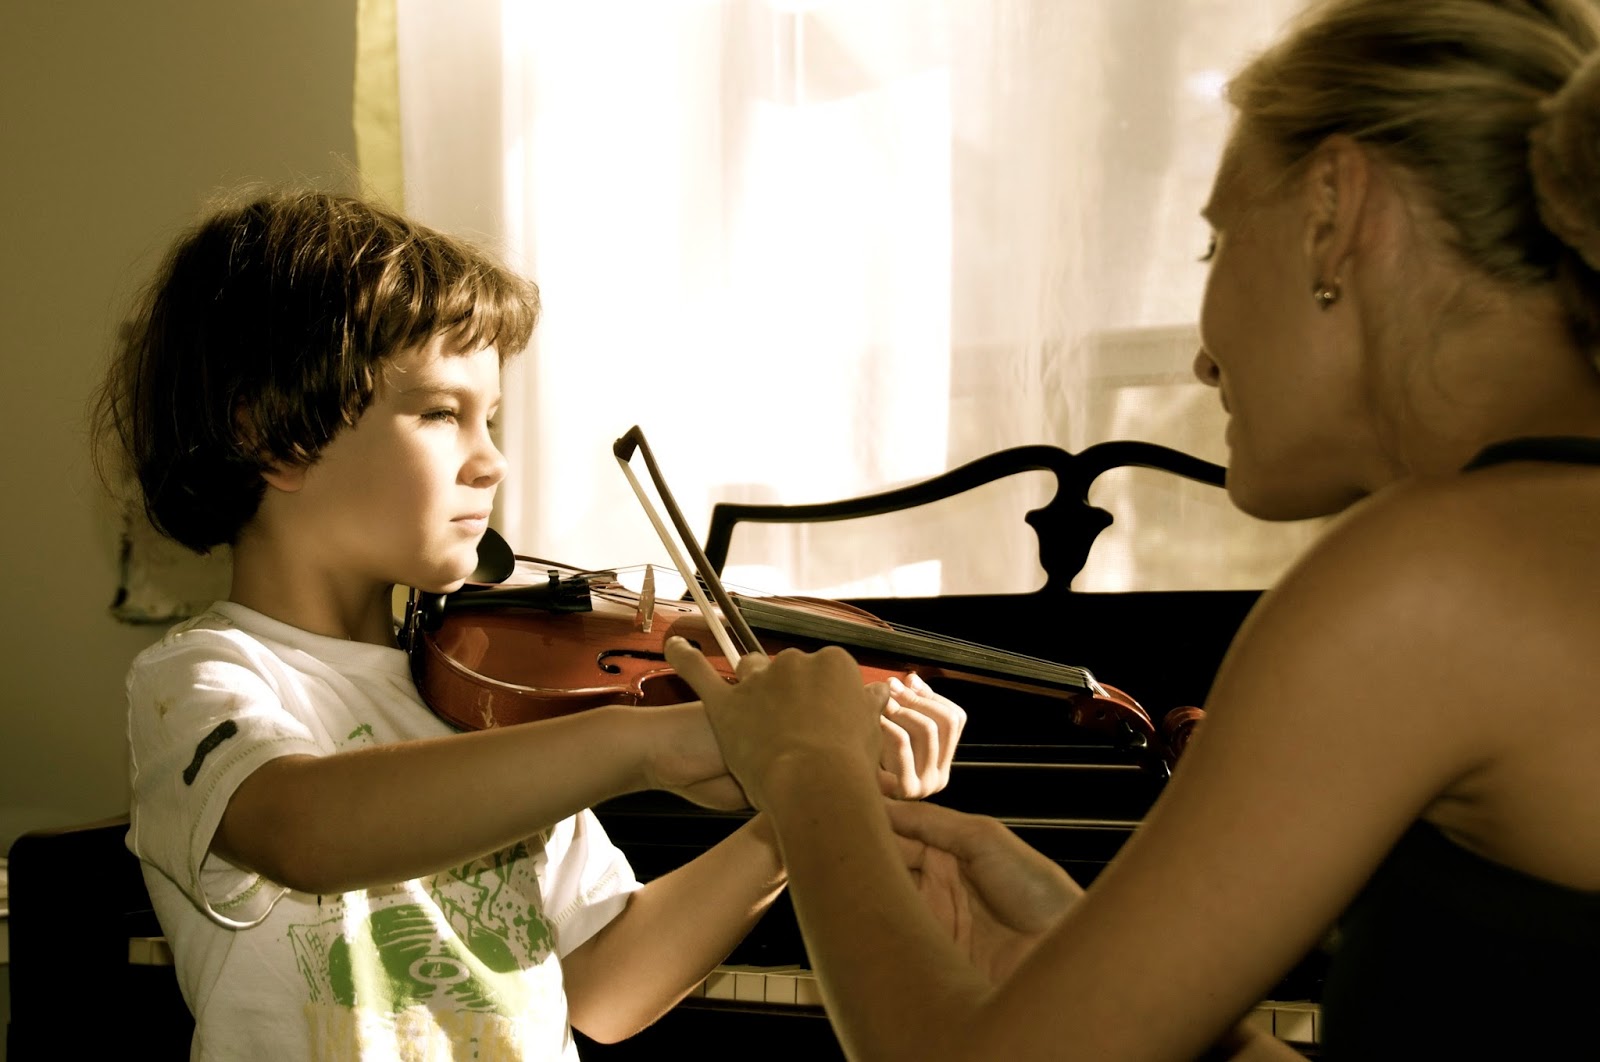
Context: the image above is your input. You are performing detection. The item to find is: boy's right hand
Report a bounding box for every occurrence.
[642,702,749,810]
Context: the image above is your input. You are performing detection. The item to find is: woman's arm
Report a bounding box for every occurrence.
[669,485,1516,1060]
[888,800,1303,1060]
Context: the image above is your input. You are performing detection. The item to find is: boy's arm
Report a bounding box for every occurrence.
[559,814,787,1044]
[214,702,733,894]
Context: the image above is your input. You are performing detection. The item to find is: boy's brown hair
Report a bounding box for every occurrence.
[93,190,540,553]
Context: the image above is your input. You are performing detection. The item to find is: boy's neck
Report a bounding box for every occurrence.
[229,539,399,647]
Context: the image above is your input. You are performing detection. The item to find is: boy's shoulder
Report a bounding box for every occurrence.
[136,602,257,662]
[129,601,323,686]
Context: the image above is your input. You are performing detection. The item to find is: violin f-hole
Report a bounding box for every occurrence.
[597,641,704,674]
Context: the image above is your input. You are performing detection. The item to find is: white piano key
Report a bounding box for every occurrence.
[1272,1001,1318,1044]
[735,970,767,1002]
[128,936,174,967]
[765,972,798,1005]
[703,968,738,1000]
[794,971,823,1007]
[1244,1004,1276,1038]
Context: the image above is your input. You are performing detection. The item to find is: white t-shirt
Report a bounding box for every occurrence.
[126,601,641,1061]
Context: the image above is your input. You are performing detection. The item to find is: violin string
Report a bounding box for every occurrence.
[589,571,1094,693]
[733,597,1094,691]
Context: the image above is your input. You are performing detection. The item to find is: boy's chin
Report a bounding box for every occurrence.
[420,574,471,595]
[406,566,473,596]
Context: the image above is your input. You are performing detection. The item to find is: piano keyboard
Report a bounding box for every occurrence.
[694,964,1321,1046]
[130,937,1319,1046]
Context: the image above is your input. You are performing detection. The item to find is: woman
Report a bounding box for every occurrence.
[665,0,1600,1058]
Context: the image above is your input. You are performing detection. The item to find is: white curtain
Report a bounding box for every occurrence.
[391,0,1322,597]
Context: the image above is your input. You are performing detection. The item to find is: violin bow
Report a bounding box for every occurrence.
[613,426,765,668]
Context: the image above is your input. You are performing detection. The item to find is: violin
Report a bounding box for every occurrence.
[401,546,1202,776]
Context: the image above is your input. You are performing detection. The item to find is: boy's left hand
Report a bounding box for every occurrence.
[877,672,965,799]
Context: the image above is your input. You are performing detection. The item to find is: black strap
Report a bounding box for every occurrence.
[1462,435,1600,472]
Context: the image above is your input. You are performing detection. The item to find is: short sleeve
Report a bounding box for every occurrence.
[125,624,326,928]
[538,809,643,957]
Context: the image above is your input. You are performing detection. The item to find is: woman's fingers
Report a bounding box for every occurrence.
[664,636,731,698]
[733,647,771,680]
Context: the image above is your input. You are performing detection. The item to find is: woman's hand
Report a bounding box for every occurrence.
[887,800,1081,984]
[662,639,967,807]
[664,641,887,811]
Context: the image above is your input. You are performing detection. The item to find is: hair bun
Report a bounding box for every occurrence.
[1530,49,1600,272]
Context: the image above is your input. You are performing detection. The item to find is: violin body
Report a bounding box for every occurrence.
[403,555,1200,773]
[408,572,894,729]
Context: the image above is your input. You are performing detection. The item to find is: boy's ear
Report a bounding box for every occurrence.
[1302,134,1369,286]
[235,402,307,493]
[261,463,307,493]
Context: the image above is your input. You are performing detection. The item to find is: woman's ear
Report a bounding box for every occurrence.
[1303,134,1371,288]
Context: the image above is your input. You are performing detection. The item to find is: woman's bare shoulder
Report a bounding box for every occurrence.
[1223,464,1600,751]
[1281,464,1600,616]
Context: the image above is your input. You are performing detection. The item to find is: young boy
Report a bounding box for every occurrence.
[92,190,964,1060]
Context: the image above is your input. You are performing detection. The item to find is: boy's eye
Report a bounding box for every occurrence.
[422,409,459,423]
[1198,235,1218,264]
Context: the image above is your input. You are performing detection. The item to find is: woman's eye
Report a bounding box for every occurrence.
[1198,235,1218,264]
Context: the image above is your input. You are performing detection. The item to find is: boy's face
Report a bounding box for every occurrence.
[272,336,506,595]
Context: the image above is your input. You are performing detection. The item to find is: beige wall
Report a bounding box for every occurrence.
[0,1,360,850]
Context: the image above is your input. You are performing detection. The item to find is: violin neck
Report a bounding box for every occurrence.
[735,598,1095,695]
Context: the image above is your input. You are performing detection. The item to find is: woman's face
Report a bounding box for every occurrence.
[1195,134,1375,521]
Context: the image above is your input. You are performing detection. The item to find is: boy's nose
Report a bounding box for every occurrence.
[1193,347,1221,387]
[467,436,508,487]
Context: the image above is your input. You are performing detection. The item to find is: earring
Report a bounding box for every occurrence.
[1314,281,1341,309]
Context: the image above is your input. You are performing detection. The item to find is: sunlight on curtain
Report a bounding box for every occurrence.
[394,0,1322,597]
[353,0,404,208]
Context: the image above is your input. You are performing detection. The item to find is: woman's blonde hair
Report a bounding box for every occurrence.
[1229,0,1600,348]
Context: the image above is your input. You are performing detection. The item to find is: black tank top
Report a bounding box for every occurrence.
[1319,437,1600,1060]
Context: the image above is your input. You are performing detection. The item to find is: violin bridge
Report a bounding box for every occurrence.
[637,564,657,632]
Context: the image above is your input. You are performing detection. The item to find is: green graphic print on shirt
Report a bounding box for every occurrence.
[288,840,557,1019]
